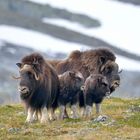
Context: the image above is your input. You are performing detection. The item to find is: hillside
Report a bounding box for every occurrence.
[0,0,140,61]
[0,0,140,103]
[0,42,140,105]
[0,98,140,140]
[114,0,140,5]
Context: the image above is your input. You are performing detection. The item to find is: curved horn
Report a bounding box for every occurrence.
[118,69,123,74]
[100,60,112,73]
[33,71,40,81]
[100,65,105,73]
[12,75,21,80]
[21,64,40,81]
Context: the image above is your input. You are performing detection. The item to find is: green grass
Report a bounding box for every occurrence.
[0,98,140,140]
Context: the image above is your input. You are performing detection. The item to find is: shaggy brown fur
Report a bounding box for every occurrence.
[16,53,59,123]
[47,59,61,68]
[48,48,120,91]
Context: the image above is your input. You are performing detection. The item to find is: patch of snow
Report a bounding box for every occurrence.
[41,0,140,56]
[6,47,17,54]
[0,25,140,71]
[0,39,5,47]
[38,0,140,71]
[0,25,89,53]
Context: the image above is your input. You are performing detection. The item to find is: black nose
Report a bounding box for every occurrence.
[18,86,29,94]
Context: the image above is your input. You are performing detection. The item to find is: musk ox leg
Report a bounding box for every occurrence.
[33,111,37,121]
[37,110,42,121]
[40,107,49,123]
[50,108,57,121]
[83,105,92,118]
[71,104,79,119]
[25,107,34,123]
[59,105,65,120]
[33,110,42,121]
[95,103,101,114]
[63,108,69,119]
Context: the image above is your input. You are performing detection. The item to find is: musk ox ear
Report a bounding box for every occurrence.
[16,63,22,68]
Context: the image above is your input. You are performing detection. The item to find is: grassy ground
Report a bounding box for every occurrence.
[0,98,140,140]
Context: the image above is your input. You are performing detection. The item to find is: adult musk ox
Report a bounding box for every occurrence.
[81,74,110,117]
[58,70,84,119]
[48,48,121,93]
[16,53,59,123]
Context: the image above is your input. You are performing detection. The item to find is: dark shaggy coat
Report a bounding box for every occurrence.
[58,70,84,119]
[81,74,110,117]
[83,74,110,105]
[58,70,84,106]
[16,53,59,116]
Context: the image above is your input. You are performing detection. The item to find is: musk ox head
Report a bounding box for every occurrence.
[100,60,119,76]
[16,53,45,99]
[82,74,110,97]
[59,70,84,92]
[99,60,121,93]
[109,74,120,93]
[83,48,116,73]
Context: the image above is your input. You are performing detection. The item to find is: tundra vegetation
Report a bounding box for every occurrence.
[0,98,140,140]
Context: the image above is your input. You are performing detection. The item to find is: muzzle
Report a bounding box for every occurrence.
[105,91,111,97]
[18,86,30,99]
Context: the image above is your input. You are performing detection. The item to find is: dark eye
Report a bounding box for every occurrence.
[27,72,32,76]
[76,77,81,81]
[102,83,107,87]
[106,67,112,73]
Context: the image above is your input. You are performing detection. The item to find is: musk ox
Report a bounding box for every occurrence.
[16,53,59,123]
[48,48,120,93]
[81,74,110,117]
[48,48,121,118]
[58,70,84,119]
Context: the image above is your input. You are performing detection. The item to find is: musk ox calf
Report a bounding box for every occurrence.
[16,53,59,123]
[81,74,110,118]
[58,70,84,119]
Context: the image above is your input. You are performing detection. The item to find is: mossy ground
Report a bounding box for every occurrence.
[0,98,140,140]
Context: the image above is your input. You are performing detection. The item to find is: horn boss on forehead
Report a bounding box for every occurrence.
[19,64,40,81]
